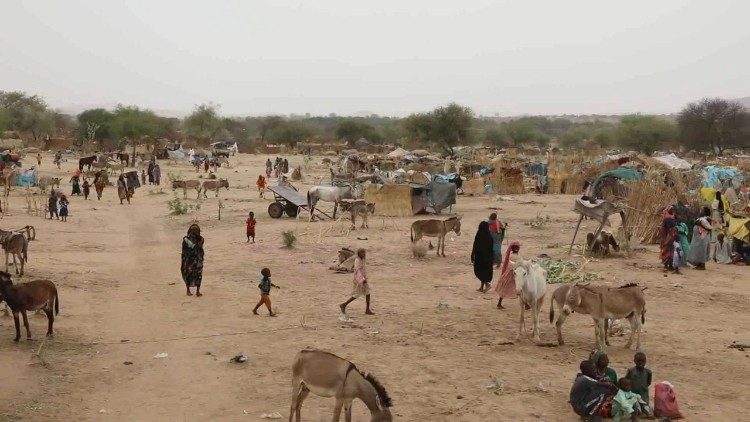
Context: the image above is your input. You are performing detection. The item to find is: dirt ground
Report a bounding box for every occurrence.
[0,152,747,421]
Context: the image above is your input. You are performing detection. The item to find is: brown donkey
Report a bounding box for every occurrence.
[0,230,28,276]
[0,272,59,342]
[289,349,392,422]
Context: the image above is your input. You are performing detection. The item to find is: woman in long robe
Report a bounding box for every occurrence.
[93,171,106,200]
[471,221,494,292]
[181,224,205,296]
[487,213,505,268]
[491,240,521,309]
[688,207,713,270]
[117,174,130,204]
[657,206,678,270]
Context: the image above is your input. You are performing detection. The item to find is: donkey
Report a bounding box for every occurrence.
[0,272,59,342]
[348,202,375,229]
[171,180,202,199]
[562,283,647,351]
[307,184,363,221]
[0,230,28,276]
[116,152,130,166]
[78,155,98,171]
[201,179,229,198]
[289,349,392,422]
[410,216,462,257]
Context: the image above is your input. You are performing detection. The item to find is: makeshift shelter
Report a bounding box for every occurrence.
[591,167,643,200]
[569,198,628,254]
[364,179,457,217]
[703,166,743,189]
[16,168,37,187]
[653,153,692,170]
[486,168,525,194]
[387,148,409,159]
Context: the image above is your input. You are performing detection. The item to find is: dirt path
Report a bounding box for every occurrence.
[1,153,748,421]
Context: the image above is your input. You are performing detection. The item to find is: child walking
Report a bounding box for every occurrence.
[339,249,374,315]
[246,211,256,243]
[48,191,58,220]
[253,268,279,316]
[82,178,91,200]
[256,175,266,198]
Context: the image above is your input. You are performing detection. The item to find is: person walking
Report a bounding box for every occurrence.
[339,249,373,315]
[253,267,279,316]
[491,240,522,309]
[152,163,161,186]
[181,224,205,297]
[93,171,106,200]
[471,221,494,292]
[688,207,713,270]
[58,194,69,222]
[117,174,130,204]
[48,190,59,220]
[487,213,506,268]
[82,178,91,200]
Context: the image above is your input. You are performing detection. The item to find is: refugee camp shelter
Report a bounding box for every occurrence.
[365,178,457,217]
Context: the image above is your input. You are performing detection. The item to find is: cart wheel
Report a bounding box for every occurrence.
[268,202,284,218]
[284,205,299,217]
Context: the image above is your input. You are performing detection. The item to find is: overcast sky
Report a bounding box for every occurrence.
[1,0,748,117]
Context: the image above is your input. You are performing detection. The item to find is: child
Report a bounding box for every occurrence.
[339,249,374,315]
[58,194,69,222]
[569,360,618,420]
[612,378,651,421]
[256,175,266,198]
[253,268,279,316]
[246,211,256,243]
[141,169,147,186]
[592,351,618,384]
[48,191,59,220]
[672,239,682,274]
[82,178,91,200]
[37,152,42,166]
[714,233,732,264]
[625,351,652,406]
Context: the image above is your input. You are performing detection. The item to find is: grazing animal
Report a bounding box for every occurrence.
[201,179,229,198]
[78,155,98,171]
[116,152,129,166]
[38,176,61,193]
[549,284,604,346]
[307,184,363,221]
[171,180,202,199]
[586,230,620,256]
[348,202,375,229]
[289,349,393,422]
[0,230,28,276]
[514,260,548,342]
[561,282,646,351]
[0,272,58,342]
[409,216,462,257]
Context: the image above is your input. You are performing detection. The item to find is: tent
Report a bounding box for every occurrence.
[703,165,743,189]
[591,167,643,199]
[364,180,457,217]
[653,153,692,170]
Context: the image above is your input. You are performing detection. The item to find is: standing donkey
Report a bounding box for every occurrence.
[0,229,28,276]
[306,184,363,221]
[410,216,462,257]
[0,272,59,342]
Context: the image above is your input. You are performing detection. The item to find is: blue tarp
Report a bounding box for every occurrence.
[527,162,547,176]
[703,165,743,189]
[16,170,37,187]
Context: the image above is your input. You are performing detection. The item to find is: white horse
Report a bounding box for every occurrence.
[307,184,363,221]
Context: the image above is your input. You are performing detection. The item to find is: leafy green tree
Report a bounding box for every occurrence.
[431,103,473,154]
[677,98,749,153]
[110,105,162,164]
[335,118,377,146]
[184,103,222,140]
[259,116,284,141]
[0,109,11,133]
[484,127,510,146]
[265,120,312,146]
[615,115,677,155]
[0,91,52,140]
[77,108,114,146]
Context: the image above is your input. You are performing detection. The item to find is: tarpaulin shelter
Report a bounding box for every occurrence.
[364,179,457,217]
[703,166,743,189]
[653,153,692,170]
[591,167,643,199]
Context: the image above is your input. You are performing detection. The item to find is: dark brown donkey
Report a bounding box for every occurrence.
[0,272,59,342]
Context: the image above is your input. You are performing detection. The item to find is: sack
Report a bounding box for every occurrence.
[654,381,683,419]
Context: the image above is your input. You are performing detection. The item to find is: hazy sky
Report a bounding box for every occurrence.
[2,0,749,117]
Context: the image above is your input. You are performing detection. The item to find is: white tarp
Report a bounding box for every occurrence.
[387,147,408,159]
[653,153,691,170]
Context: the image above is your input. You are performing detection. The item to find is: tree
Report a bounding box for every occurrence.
[431,103,473,155]
[259,116,284,141]
[184,103,222,140]
[110,105,161,165]
[484,127,510,147]
[0,91,51,140]
[335,119,377,146]
[265,120,312,146]
[677,98,750,153]
[615,115,677,155]
[0,109,11,134]
[77,108,114,146]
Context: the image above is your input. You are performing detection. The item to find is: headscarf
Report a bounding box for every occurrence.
[501,240,521,274]
[472,221,493,257]
[187,224,201,238]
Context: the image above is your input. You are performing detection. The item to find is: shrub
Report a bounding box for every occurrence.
[167,194,200,215]
[282,230,297,248]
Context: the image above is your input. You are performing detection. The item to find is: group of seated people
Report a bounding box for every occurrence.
[569,351,652,421]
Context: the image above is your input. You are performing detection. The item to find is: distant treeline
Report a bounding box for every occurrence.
[1,91,748,155]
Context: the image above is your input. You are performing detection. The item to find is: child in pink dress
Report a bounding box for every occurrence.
[491,240,521,309]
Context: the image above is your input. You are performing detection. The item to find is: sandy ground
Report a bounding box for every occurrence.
[0,152,748,422]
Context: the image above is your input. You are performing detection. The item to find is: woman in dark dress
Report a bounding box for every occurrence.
[471,221,494,292]
[181,224,205,296]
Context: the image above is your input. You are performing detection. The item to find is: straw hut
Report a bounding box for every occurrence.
[364,184,413,216]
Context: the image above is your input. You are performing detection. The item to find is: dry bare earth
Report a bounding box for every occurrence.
[0,153,748,421]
